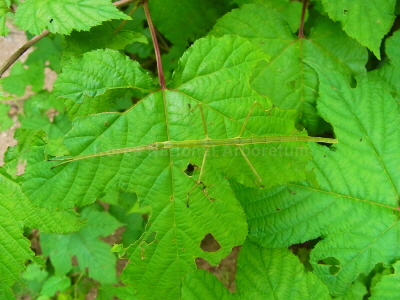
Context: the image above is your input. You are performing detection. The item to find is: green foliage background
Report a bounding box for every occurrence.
[1,0,400,299]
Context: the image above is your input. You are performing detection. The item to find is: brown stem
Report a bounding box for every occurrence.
[143,0,165,89]
[115,2,139,33]
[155,29,170,52]
[0,0,134,78]
[298,0,308,38]
[0,30,50,78]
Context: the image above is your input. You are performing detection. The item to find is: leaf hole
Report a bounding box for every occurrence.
[289,238,321,271]
[343,9,348,15]
[145,231,157,244]
[184,163,198,176]
[200,233,221,252]
[329,265,340,275]
[318,257,340,275]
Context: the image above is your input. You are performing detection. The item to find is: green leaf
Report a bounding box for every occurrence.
[20,264,49,296]
[40,205,121,284]
[0,80,13,100]
[17,92,71,155]
[54,48,156,119]
[232,0,303,32]
[320,0,396,58]
[123,7,153,59]
[62,21,147,63]
[149,0,232,48]
[369,30,400,109]
[0,0,10,36]
[333,279,368,300]
[2,61,45,96]
[14,0,130,35]
[22,35,320,299]
[0,170,83,299]
[181,270,231,299]
[3,129,47,174]
[40,276,70,297]
[211,4,367,134]
[235,241,330,299]
[370,261,400,300]
[0,102,12,131]
[25,35,63,73]
[235,69,400,295]
[97,285,139,300]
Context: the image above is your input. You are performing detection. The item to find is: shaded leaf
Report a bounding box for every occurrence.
[370,261,400,300]
[62,21,147,63]
[40,205,121,284]
[0,0,10,36]
[320,0,396,58]
[2,61,44,96]
[149,0,232,48]
[232,0,303,32]
[40,276,70,297]
[0,170,83,299]
[369,30,400,109]
[0,102,12,131]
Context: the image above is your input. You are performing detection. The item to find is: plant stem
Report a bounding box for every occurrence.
[156,29,170,52]
[0,30,50,78]
[298,0,308,38]
[113,0,135,7]
[115,2,139,33]
[0,0,134,78]
[143,0,166,89]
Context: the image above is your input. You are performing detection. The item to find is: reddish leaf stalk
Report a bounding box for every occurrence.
[298,0,308,38]
[143,0,166,89]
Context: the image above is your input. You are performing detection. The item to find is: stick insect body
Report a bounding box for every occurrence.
[49,101,338,206]
[50,101,338,166]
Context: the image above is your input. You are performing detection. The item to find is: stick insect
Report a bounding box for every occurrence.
[49,101,338,205]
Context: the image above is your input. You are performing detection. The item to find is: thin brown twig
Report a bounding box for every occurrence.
[0,0,135,78]
[115,2,139,33]
[113,0,135,7]
[143,0,165,89]
[155,29,170,52]
[0,30,50,78]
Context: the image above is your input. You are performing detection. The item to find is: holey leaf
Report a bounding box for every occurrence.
[14,0,130,35]
[22,35,331,299]
[234,68,400,295]
[181,241,331,300]
[210,3,367,134]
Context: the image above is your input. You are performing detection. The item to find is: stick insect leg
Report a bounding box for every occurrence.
[186,103,210,207]
[236,145,262,183]
[235,101,273,185]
